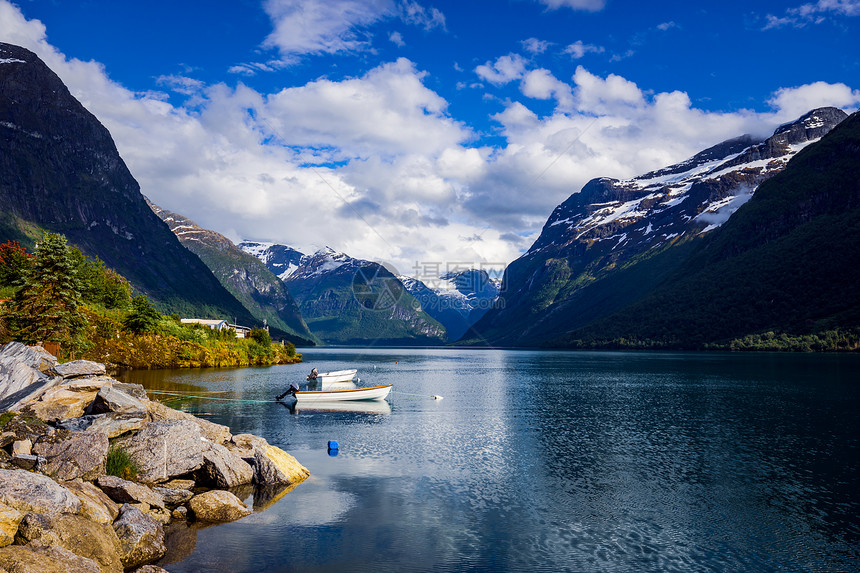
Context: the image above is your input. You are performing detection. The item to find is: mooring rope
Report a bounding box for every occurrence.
[145,390,282,404]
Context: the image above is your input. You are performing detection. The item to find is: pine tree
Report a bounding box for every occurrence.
[7,232,88,352]
[123,295,161,334]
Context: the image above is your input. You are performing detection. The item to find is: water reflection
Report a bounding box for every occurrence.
[119,349,860,572]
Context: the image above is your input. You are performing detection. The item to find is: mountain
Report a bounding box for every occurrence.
[149,203,316,345]
[399,270,501,341]
[466,107,849,347]
[552,109,860,348]
[239,242,305,282]
[0,42,256,320]
[242,244,446,345]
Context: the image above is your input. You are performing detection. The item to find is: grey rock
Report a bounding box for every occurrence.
[147,401,232,445]
[0,342,57,402]
[47,360,105,379]
[251,445,311,486]
[111,382,147,401]
[10,454,44,471]
[87,385,147,416]
[119,419,207,484]
[32,429,108,481]
[62,480,120,525]
[0,469,80,514]
[198,443,254,489]
[57,412,146,438]
[162,479,195,491]
[0,413,52,443]
[113,504,166,569]
[170,506,188,521]
[96,476,165,509]
[134,565,170,573]
[152,486,193,506]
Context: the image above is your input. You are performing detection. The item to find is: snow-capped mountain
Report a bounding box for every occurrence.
[238,242,305,282]
[530,107,848,257]
[468,107,849,347]
[241,244,447,345]
[399,270,501,341]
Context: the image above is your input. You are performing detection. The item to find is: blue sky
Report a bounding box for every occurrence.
[2,0,859,277]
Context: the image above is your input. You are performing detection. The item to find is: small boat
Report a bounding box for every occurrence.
[308,369,357,384]
[294,384,392,402]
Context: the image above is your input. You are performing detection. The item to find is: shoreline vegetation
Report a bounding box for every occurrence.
[0,233,302,371]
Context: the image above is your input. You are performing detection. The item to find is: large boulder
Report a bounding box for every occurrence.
[188,490,251,523]
[0,544,100,573]
[0,342,56,400]
[0,502,23,548]
[87,385,147,416]
[118,419,207,484]
[252,446,311,486]
[56,412,146,438]
[0,469,80,515]
[147,401,231,445]
[63,481,120,525]
[112,504,166,569]
[21,388,99,423]
[32,429,109,481]
[47,360,106,379]
[96,476,165,509]
[17,512,123,573]
[198,443,254,488]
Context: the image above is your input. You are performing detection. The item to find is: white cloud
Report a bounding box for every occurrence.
[389,31,405,46]
[656,21,678,31]
[261,0,444,60]
[521,69,574,108]
[474,54,527,86]
[535,0,606,11]
[521,38,552,54]
[763,0,860,28]
[768,81,860,118]
[563,40,605,59]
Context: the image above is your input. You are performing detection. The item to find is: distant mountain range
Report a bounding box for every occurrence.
[466,107,857,348]
[149,204,316,345]
[240,243,447,345]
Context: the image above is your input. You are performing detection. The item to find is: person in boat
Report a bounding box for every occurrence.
[307,367,319,381]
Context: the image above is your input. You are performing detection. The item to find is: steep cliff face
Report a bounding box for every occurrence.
[0,43,253,320]
[150,204,316,345]
[242,244,447,345]
[468,107,848,346]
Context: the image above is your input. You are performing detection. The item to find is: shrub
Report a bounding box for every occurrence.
[105,444,140,481]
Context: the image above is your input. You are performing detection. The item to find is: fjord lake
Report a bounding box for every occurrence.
[120,348,860,572]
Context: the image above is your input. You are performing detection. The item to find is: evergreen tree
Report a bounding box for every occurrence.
[7,232,88,351]
[123,295,161,334]
[0,241,35,287]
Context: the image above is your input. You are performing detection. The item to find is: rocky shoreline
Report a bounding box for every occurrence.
[0,341,310,571]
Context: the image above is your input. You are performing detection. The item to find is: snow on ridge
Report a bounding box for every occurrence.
[0,58,26,65]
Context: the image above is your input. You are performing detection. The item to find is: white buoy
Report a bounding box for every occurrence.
[431,395,443,400]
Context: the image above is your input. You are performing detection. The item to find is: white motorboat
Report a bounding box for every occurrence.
[294,384,392,402]
[308,369,357,384]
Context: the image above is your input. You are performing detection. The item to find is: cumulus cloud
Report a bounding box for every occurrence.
[763,0,860,28]
[521,38,552,54]
[474,54,527,86]
[261,0,444,60]
[563,40,605,59]
[768,81,860,118]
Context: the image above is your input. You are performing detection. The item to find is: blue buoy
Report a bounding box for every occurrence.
[328,440,339,450]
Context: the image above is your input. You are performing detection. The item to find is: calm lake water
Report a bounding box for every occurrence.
[119,348,860,572]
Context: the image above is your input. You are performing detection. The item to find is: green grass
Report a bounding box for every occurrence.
[105,444,140,481]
